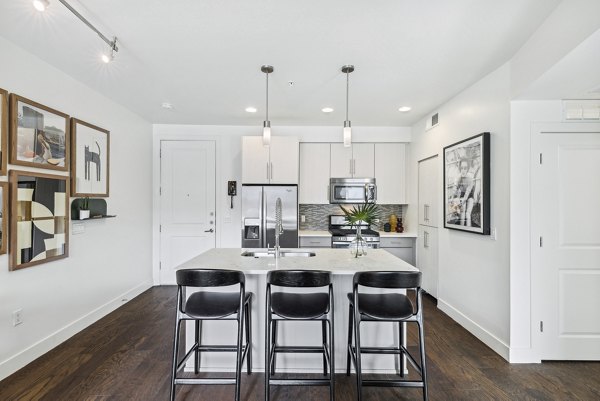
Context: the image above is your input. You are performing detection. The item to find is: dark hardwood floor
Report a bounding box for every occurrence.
[1,286,599,401]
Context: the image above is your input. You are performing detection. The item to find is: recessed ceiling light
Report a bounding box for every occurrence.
[322,107,334,113]
[398,106,412,112]
[245,107,257,113]
[161,102,174,109]
[33,0,49,12]
[101,54,113,64]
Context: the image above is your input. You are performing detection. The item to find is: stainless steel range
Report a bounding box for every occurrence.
[328,215,380,249]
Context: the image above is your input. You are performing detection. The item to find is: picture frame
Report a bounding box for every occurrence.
[0,182,7,254]
[443,132,490,235]
[0,88,8,175]
[9,170,69,271]
[9,94,70,171]
[70,118,110,197]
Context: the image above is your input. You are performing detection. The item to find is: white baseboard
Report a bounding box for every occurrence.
[0,282,153,381]
[437,298,510,361]
[508,347,541,363]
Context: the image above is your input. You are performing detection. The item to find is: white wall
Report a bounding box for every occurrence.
[407,63,511,359]
[0,36,153,380]
[152,125,411,283]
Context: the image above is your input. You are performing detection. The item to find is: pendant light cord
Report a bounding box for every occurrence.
[345,70,349,122]
[266,71,269,122]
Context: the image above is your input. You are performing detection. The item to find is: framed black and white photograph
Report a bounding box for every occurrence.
[0,181,7,254]
[443,132,490,235]
[71,118,109,197]
[0,88,8,175]
[9,94,70,171]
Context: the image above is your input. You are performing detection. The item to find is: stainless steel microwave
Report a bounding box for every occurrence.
[329,178,377,204]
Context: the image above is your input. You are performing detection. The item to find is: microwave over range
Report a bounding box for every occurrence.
[329,177,377,204]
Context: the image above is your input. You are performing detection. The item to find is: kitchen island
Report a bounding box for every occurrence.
[177,248,417,373]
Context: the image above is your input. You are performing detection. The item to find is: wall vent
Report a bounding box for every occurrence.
[426,112,439,131]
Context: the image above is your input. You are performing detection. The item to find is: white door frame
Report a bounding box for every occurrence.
[531,121,600,360]
[152,132,223,286]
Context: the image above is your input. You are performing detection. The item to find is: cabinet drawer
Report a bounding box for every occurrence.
[299,236,331,248]
[380,237,413,248]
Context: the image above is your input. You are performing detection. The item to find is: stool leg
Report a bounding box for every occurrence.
[322,320,328,376]
[194,320,202,374]
[235,312,244,401]
[170,317,181,401]
[399,321,404,377]
[418,320,428,401]
[265,313,271,401]
[270,320,278,375]
[353,316,363,401]
[346,303,353,376]
[329,313,335,401]
[245,300,252,374]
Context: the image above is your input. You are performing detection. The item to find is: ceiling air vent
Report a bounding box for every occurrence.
[563,99,600,121]
[426,112,439,131]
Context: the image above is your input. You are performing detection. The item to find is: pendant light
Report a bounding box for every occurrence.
[342,65,354,147]
[261,65,274,146]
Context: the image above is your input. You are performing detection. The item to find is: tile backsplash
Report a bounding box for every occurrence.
[299,204,404,231]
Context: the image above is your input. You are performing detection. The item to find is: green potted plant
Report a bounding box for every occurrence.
[340,203,380,257]
[79,197,90,220]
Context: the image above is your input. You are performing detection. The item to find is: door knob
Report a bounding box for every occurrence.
[204,228,214,233]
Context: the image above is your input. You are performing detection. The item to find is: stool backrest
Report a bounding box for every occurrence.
[267,270,331,288]
[354,271,421,289]
[176,269,245,288]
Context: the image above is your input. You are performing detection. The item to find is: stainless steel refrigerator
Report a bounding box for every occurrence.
[241,185,298,248]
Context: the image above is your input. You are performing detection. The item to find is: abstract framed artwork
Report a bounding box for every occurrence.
[9,170,69,271]
[0,182,7,254]
[71,118,109,197]
[0,88,8,175]
[9,94,70,171]
[443,132,490,235]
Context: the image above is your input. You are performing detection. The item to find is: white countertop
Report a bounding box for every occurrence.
[298,230,331,237]
[177,248,417,274]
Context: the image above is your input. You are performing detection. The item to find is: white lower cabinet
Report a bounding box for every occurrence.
[380,237,415,265]
[417,226,438,298]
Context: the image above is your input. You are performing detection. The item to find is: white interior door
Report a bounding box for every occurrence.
[160,140,216,284]
[532,123,600,360]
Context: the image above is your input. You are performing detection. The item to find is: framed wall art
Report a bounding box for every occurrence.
[0,182,7,254]
[0,88,8,175]
[443,132,490,235]
[9,170,69,271]
[9,94,70,171]
[70,118,109,197]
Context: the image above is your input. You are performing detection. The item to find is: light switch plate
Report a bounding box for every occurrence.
[490,227,497,240]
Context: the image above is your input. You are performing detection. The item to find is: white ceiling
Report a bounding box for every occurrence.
[0,0,561,126]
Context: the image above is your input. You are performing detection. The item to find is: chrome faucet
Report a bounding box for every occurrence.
[274,197,283,258]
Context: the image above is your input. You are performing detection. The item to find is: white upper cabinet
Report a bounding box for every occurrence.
[352,143,375,178]
[242,136,299,184]
[375,143,406,204]
[330,143,374,178]
[330,143,353,178]
[299,143,330,204]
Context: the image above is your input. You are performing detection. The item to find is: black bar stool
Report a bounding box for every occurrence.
[265,270,334,401]
[346,271,428,401]
[170,269,253,401]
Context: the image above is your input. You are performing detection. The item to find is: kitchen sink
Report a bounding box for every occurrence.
[241,250,316,258]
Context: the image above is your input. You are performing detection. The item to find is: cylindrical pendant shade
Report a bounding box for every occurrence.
[343,121,352,147]
[263,121,271,146]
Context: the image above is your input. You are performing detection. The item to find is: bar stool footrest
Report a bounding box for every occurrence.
[362,379,425,388]
[273,345,326,353]
[174,378,237,385]
[269,379,333,386]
